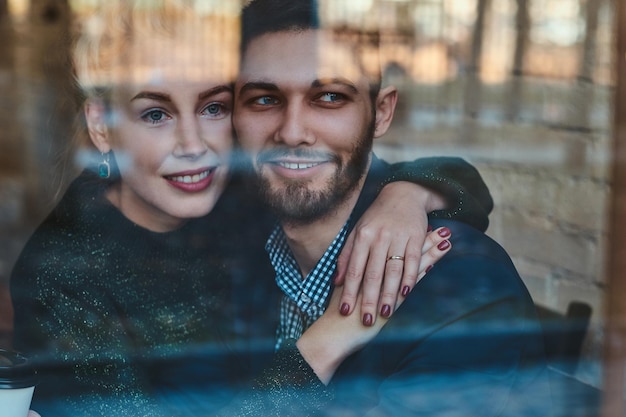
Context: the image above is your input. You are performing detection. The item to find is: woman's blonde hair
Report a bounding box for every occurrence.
[58,0,240,191]
[73,0,240,98]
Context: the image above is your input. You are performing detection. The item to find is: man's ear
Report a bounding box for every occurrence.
[84,98,112,153]
[373,85,398,138]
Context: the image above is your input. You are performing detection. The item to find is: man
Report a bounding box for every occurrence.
[231,0,552,415]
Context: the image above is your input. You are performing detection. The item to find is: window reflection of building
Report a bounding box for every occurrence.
[321,0,611,87]
[320,0,612,396]
[0,0,615,413]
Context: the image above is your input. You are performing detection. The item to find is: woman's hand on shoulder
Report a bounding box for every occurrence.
[335,181,450,326]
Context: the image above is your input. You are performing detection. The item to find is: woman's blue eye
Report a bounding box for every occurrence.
[201,102,230,118]
[206,103,222,115]
[141,110,167,124]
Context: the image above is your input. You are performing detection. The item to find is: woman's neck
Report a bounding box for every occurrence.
[105,184,186,233]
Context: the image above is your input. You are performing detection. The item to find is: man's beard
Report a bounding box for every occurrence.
[254,120,375,225]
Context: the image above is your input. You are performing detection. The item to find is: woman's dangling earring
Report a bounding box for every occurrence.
[98,152,110,179]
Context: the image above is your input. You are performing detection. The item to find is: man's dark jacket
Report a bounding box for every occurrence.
[319,156,552,416]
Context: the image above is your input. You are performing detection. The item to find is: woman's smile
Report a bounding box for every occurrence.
[164,167,218,192]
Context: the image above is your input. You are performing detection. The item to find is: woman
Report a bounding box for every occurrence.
[10,1,490,416]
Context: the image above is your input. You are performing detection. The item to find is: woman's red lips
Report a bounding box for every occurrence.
[164,167,216,192]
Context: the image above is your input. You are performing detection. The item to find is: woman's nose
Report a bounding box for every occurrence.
[174,119,208,158]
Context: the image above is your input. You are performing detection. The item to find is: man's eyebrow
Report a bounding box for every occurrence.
[198,84,233,101]
[312,78,358,94]
[238,81,279,96]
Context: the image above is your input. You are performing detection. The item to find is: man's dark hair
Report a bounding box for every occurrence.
[241,0,319,54]
[241,0,382,101]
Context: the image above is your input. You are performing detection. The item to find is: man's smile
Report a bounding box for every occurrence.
[274,161,325,170]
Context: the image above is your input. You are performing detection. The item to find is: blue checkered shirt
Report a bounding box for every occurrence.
[266,221,350,350]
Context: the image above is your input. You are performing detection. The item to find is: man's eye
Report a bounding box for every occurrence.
[318,92,344,103]
[254,96,279,105]
[141,109,168,124]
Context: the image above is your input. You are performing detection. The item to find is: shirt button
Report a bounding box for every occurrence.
[300,294,311,303]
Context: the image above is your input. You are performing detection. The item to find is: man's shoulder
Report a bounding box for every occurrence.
[420,219,528,298]
[390,219,540,345]
[426,219,526,293]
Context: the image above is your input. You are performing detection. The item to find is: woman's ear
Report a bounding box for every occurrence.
[373,85,398,139]
[84,98,111,153]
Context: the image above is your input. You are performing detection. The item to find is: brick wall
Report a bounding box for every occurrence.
[367,0,614,389]
[376,78,612,387]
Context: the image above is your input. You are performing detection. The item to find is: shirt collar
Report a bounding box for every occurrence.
[265,220,351,308]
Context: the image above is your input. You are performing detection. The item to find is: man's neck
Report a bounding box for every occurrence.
[281,184,362,278]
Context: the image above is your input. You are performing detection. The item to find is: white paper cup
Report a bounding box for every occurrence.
[0,349,37,417]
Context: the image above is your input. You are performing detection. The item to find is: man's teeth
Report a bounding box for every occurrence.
[169,170,210,184]
[278,162,321,170]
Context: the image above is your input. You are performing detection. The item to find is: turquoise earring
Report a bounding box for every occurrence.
[98,152,110,179]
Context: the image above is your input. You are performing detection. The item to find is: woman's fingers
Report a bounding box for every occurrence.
[376,239,413,320]
[337,226,452,328]
[416,227,452,282]
[357,231,400,326]
[335,228,373,317]
[337,223,412,326]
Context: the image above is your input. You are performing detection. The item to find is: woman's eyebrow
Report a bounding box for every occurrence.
[198,85,233,101]
[129,84,233,103]
[130,91,171,102]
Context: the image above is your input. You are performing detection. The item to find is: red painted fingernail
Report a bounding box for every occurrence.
[437,227,451,238]
[363,313,373,326]
[340,303,350,316]
[437,240,450,250]
[380,304,391,318]
[401,285,411,297]
[427,224,433,232]
[425,265,434,274]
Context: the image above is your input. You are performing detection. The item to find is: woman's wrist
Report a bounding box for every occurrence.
[296,325,344,385]
[381,181,447,213]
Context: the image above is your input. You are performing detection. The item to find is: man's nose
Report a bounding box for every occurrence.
[274,102,315,146]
